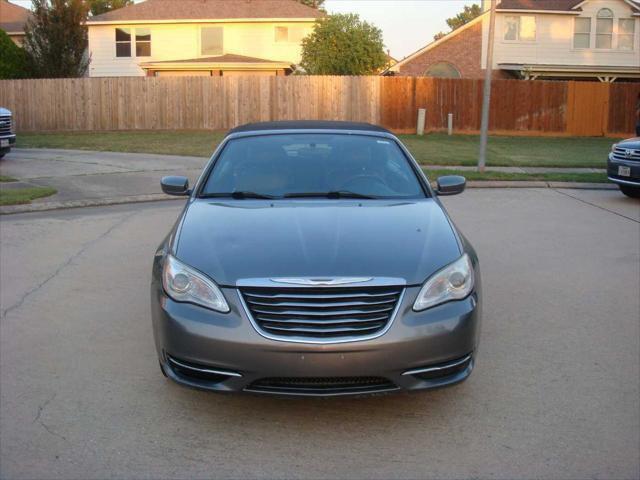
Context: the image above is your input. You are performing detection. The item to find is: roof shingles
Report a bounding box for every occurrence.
[89,0,325,22]
[0,0,32,34]
[144,54,288,64]
[497,0,640,11]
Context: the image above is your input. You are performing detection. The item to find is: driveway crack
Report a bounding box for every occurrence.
[15,154,134,171]
[550,188,640,223]
[32,393,70,445]
[1,212,136,318]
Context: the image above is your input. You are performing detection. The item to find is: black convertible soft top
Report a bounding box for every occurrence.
[227,120,392,135]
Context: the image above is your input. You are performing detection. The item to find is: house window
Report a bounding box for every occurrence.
[115,28,131,57]
[275,26,306,43]
[136,28,151,57]
[573,17,591,49]
[275,26,288,42]
[201,26,223,56]
[504,15,536,41]
[619,18,635,50]
[424,62,461,78]
[596,8,613,49]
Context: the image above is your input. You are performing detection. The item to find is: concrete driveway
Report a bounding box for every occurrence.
[0,148,207,202]
[0,189,638,479]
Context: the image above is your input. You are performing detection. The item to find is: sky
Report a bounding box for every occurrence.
[324,1,476,59]
[8,0,476,59]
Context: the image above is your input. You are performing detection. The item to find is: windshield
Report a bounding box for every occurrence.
[200,134,426,199]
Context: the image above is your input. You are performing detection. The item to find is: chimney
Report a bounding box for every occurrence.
[482,0,501,12]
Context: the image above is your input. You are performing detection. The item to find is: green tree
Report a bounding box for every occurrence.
[433,4,481,41]
[87,0,133,16]
[298,0,324,8]
[445,3,482,31]
[300,13,387,75]
[0,30,29,79]
[24,0,90,78]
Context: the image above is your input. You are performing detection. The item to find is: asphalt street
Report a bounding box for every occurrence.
[0,189,638,479]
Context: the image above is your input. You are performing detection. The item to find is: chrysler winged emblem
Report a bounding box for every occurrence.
[270,277,373,286]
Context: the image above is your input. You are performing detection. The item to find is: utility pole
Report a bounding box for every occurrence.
[478,0,496,172]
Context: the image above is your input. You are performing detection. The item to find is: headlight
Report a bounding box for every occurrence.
[611,143,618,153]
[10,117,15,134]
[413,254,474,311]
[162,254,229,313]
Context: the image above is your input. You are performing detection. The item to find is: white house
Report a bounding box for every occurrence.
[389,0,640,82]
[85,0,324,77]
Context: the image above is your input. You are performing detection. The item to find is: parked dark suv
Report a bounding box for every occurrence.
[0,107,16,159]
[608,137,640,198]
[151,121,481,397]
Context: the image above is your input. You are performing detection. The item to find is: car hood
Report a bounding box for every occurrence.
[175,199,461,287]
[618,138,640,149]
[0,107,12,116]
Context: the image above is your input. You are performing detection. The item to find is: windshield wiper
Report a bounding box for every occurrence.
[284,191,378,199]
[200,191,279,200]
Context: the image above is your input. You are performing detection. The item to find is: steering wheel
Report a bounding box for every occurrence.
[338,174,388,192]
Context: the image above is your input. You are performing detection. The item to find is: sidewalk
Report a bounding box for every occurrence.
[0,148,614,215]
[422,165,606,174]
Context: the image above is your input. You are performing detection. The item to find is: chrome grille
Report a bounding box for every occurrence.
[612,147,640,162]
[240,286,404,341]
[0,116,11,136]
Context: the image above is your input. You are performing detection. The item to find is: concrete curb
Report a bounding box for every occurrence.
[0,193,183,215]
[465,181,617,190]
[0,182,619,215]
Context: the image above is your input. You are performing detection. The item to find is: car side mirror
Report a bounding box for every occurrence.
[161,176,190,196]
[435,175,466,196]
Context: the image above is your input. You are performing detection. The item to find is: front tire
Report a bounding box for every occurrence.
[159,360,168,377]
[619,184,640,198]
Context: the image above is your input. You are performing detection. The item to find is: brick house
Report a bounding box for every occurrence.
[387,0,640,82]
[386,14,510,79]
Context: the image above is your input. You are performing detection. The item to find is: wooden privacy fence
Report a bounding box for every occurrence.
[381,77,638,136]
[0,76,637,136]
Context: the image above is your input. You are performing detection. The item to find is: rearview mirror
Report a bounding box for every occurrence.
[435,175,466,196]
[161,176,190,196]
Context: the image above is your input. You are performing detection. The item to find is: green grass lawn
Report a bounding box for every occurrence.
[0,175,17,182]
[423,169,608,183]
[401,134,617,168]
[16,131,618,169]
[17,131,226,158]
[0,186,57,206]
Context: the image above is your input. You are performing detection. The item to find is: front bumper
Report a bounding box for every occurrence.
[151,281,482,397]
[608,154,640,186]
[0,134,16,152]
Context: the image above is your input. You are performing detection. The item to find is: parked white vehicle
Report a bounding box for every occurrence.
[0,107,16,159]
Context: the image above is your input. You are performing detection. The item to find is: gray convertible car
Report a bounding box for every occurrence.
[151,121,481,397]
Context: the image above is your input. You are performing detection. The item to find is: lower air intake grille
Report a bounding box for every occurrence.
[246,376,398,395]
[167,355,237,384]
[240,286,403,341]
